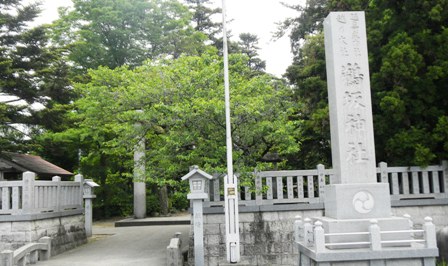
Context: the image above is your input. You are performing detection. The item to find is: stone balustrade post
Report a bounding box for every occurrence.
[22,171,36,213]
[379,162,388,183]
[369,219,381,251]
[314,221,325,253]
[0,250,13,266]
[423,217,436,249]
[29,250,38,264]
[303,218,314,247]
[52,176,61,212]
[317,164,326,201]
[74,174,84,205]
[442,161,448,197]
[166,232,183,266]
[38,236,52,261]
[294,215,303,243]
[255,171,263,206]
[403,214,414,238]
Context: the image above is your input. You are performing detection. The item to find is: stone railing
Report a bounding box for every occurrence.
[0,236,51,266]
[295,216,438,263]
[378,161,448,201]
[203,161,448,207]
[0,172,83,216]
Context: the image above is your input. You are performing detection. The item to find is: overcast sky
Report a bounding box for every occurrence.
[32,0,301,77]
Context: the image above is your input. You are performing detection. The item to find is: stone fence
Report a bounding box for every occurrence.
[296,216,438,265]
[203,161,448,208]
[0,172,96,256]
[0,172,83,216]
[190,161,448,265]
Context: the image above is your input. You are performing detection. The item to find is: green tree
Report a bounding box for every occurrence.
[238,33,266,72]
[62,49,299,216]
[185,0,222,45]
[0,0,75,156]
[368,1,448,166]
[50,0,208,71]
[281,0,448,167]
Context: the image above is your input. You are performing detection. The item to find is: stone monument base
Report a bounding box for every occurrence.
[324,183,392,219]
[298,244,438,266]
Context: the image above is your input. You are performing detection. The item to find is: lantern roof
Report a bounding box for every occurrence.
[181,165,213,181]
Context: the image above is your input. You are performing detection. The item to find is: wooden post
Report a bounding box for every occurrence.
[22,172,36,213]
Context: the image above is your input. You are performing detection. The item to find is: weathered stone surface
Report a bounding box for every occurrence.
[238,213,255,223]
[0,222,11,232]
[0,214,86,257]
[204,223,220,235]
[11,221,32,232]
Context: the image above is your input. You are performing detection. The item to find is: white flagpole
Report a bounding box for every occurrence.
[221,0,240,263]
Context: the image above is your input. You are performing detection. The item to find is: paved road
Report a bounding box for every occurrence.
[38,222,190,266]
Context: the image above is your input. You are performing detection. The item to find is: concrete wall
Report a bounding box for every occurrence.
[0,213,87,256]
[191,203,448,266]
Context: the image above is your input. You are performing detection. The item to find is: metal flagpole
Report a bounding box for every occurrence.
[221,0,240,263]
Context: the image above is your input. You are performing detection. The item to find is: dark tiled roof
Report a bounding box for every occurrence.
[0,152,73,176]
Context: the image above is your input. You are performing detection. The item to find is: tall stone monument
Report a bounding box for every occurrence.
[294,11,438,265]
[323,11,392,221]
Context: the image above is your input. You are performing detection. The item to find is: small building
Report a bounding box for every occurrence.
[0,151,73,180]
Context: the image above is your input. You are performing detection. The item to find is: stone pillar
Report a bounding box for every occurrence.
[38,236,52,260]
[133,122,146,219]
[83,179,99,237]
[192,199,205,266]
[324,11,376,184]
[74,174,84,206]
[323,11,391,220]
[22,171,36,213]
[166,232,183,266]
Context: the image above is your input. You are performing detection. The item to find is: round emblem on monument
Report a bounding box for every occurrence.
[352,191,374,214]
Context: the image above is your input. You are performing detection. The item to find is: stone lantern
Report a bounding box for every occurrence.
[181,165,213,266]
[181,165,213,200]
[83,179,99,198]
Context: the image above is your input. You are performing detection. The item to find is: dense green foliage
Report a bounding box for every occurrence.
[67,50,297,215]
[281,0,448,168]
[2,0,447,217]
[0,0,74,156]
